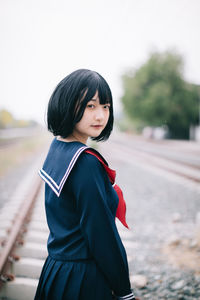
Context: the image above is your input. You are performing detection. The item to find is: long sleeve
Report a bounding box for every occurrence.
[70,153,134,298]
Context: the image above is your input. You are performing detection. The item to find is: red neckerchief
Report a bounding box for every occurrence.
[85,149,129,229]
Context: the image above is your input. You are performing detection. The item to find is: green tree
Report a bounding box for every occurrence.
[121,51,199,139]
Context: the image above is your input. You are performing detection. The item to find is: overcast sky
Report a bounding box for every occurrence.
[0,0,200,124]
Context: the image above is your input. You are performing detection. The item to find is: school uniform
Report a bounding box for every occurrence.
[34,138,135,300]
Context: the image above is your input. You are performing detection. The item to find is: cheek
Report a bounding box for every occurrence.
[105,111,110,122]
[75,113,89,131]
[76,120,86,131]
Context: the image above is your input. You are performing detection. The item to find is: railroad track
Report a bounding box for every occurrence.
[100,135,200,191]
[0,134,199,299]
[111,141,200,182]
[0,166,48,300]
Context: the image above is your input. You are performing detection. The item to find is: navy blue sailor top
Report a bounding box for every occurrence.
[39,138,134,298]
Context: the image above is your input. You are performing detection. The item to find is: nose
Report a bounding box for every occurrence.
[95,107,105,121]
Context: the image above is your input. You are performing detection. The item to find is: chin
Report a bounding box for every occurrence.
[89,129,103,138]
[91,134,100,138]
[90,131,102,138]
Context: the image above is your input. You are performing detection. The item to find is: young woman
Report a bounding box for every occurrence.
[34,69,135,300]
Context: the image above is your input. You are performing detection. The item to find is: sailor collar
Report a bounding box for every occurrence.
[39,138,108,197]
[39,138,129,229]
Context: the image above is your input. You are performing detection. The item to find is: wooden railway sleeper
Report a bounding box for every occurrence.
[0,273,14,283]
[8,254,20,263]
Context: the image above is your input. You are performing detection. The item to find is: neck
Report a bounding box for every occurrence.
[57,134,88,145]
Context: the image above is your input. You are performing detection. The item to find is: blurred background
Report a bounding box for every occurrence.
[0,0,200,299]
[0,0,200,138]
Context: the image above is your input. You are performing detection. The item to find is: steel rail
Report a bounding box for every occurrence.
[129,146,200,171]
[111,138,200,171]
[0,176,42,289]
[107,140,200,184]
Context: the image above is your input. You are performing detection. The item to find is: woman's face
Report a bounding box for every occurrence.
[73,91,110,143]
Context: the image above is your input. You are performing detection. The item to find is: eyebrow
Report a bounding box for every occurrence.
[90,98,110,104]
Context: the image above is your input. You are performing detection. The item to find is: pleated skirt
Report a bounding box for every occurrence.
[34,255,113,300]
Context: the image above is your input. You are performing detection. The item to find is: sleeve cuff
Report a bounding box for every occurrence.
[117,291,135,299]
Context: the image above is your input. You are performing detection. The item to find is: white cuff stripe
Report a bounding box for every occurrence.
[118,292,135,299]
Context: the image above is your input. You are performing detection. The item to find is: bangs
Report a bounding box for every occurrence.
[97,80,112,104]
[79,75,112,106]
[74,73,113,123]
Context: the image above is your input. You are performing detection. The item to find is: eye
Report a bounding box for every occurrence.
[103,104,110,109]
[87,104,95,109]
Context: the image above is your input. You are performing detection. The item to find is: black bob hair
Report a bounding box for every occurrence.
[47,69,114,142]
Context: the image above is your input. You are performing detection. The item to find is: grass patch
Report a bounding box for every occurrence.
[0,129,52,177]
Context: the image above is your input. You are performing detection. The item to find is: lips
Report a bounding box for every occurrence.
[91,125,103,128]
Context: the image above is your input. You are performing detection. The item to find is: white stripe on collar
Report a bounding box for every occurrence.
[39,146,89,197]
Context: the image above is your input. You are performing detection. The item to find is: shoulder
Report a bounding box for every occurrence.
[67,151,109,195]
[77,151,103,171]
[68,151,106,183]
